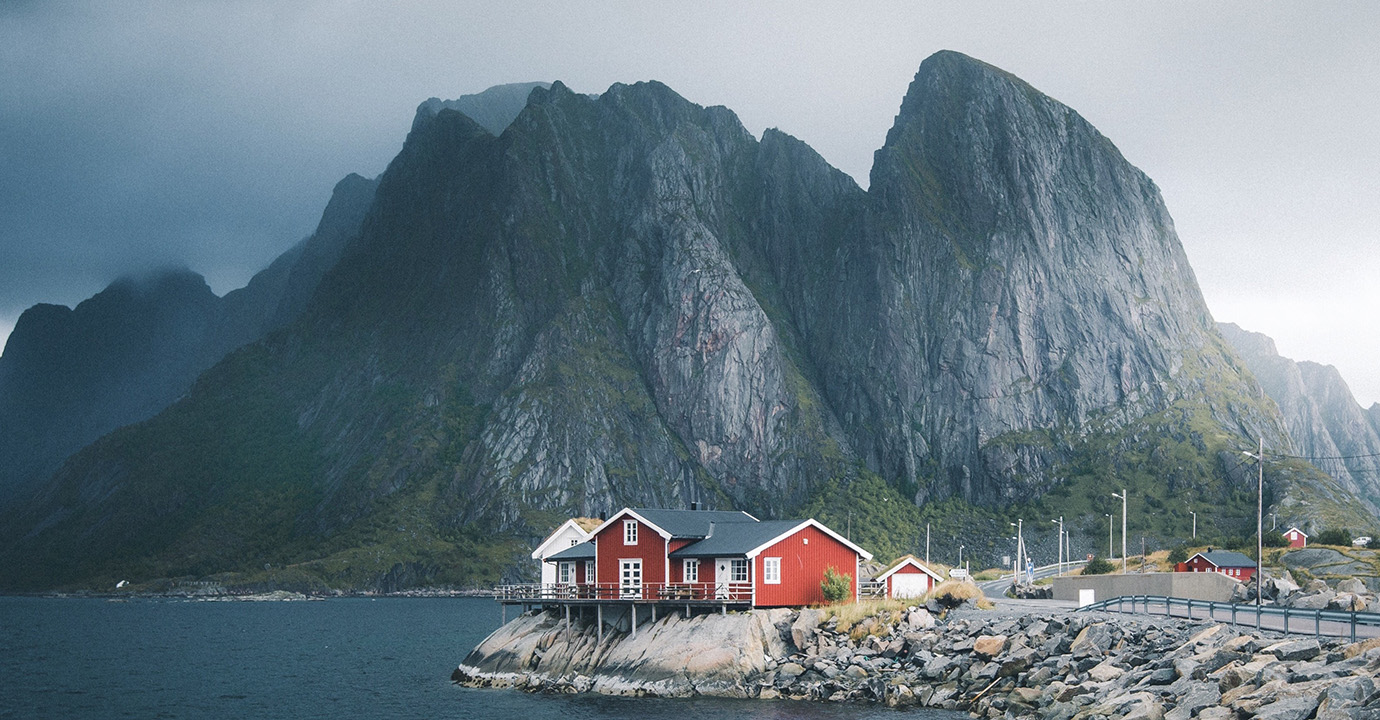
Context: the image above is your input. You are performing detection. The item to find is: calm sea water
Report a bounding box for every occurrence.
[0,595,961,719]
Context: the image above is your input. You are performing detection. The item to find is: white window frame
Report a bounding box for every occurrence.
[623,520,638,545]
[683,558,699,583]
[730,558,749,583]
[558,561,573,585]
[584,560,595,583]
[764,557,781,585]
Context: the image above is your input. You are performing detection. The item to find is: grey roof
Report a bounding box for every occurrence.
[629,508,757,539]
[547,542,595,560]
[1195,550,1255,568]
[669,520,806,558]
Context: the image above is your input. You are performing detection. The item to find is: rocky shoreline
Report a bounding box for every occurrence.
[455,602,1380,718]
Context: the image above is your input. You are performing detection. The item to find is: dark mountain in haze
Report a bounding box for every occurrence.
[1219,321,1380,522]
[1,54,1372,591]
[413,82,552,135]
[0,174,378,509]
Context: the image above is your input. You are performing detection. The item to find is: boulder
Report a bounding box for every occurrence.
[973,634,1008,658]
[1264,638,1321,662]
[1305,578,1331,593]
[1328,592,1367,611]
[905,608,936,630]
[1070,623,1115,658]
[1250,695,1320,720]
[790,609,824,649]
[1088,660,1125,682]
[1336,577,1367,594]
[1289,590,1334,610]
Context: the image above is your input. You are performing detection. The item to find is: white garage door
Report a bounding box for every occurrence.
[891,573,927,598]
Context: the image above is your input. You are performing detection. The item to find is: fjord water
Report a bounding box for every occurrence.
[0,596,958,719]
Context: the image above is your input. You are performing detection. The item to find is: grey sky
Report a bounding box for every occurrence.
[2,2,1377,403]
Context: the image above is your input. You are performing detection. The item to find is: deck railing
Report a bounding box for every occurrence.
[859,581,887,598]
[1078,594,1380,643]
[495,582,753,602]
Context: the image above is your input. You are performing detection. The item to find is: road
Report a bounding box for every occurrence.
[977,560,1087,596]
[1089,596,1380,641]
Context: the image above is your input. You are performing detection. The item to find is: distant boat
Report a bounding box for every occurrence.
[115,580,128,589]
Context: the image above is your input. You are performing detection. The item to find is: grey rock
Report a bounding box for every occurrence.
[1250,695,1320,720]
[1265,638,1321,662]
[1070,623,1115,658]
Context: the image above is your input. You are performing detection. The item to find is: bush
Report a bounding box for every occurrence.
[1167,546,1189,564]
[1317,529,1353,546]
[1082,555,1115,575]
[1262,532,1289,548]
[820,566,851,604]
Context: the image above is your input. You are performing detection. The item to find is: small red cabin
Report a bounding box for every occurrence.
[556,507,873,607]
[1179,549,1256,583]
[1283,527,1308,549]
[874,555,944,598]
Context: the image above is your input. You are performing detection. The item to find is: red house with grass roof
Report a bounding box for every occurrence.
[874,555,945,598]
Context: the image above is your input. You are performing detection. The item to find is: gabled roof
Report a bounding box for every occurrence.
[546,542,596,561]
[668,518,873,561]
[589,507,758,540]
[1284,527,1308,538]
[530,518,594,560]
[875,555,944,583]
[1189,549,1255,568]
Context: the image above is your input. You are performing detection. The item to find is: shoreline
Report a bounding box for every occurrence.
[0,587,498,601]
[454,600,1380,717]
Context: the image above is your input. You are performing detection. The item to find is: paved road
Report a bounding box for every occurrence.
[1089,596,1380,641]
[977,561,1087,596]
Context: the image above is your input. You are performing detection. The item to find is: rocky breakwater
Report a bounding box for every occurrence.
[454,605,1380,717]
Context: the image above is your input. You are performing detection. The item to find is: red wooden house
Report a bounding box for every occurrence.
[1177,549,1256,582]
[559,507,872,607]
[1283,527,1308,549]
[874,555,944,598]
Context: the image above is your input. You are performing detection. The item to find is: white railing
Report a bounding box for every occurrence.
[495,582,753,602]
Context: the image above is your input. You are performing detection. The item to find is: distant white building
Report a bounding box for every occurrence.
[531,518,600,585]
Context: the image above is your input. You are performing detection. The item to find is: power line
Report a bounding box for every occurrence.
[1265,450,1380,462]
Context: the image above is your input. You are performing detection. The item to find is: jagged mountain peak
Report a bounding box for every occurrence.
[412,81,552,135]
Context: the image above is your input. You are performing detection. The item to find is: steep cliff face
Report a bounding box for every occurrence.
[796,51,1285,507]
[1220,322,1380,513]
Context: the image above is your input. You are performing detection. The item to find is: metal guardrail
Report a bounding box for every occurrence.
[1078,594,1380,643]
[494,582,753,602]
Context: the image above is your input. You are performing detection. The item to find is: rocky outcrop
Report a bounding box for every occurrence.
[1219,321,1380,513]
[456,604,1380,718]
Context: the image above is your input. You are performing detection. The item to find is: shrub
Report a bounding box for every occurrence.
[1262,532,1289,548]
[1168,546,1189,564]
[820,566,851,604]
[1082,555,1115,575]
[1317,529,1353,546]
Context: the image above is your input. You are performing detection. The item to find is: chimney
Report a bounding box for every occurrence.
[707,522,715,538]
[691,501,699,511]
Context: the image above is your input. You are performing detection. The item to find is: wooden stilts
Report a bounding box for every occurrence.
[652,604,657,623]
[598,605,603,643]
[631,604,637,637]
[565,604,570,632]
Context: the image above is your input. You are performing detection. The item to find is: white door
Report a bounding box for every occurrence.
[620,559,642,598]
[892,574,927,598]
[715,558,732,598]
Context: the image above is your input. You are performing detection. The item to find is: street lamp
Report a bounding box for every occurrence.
[1243,438,1265,622]
[1009,520,1024,583]
[958,544,964,569]
[1050,517,1064,576]
[1111,490,1127,573]
[1105,513,1113,559]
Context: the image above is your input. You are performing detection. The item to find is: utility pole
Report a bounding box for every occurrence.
[1106,513,1113,559]
[1243,438,1265,624]
[1141,537,1146,573]
[1190,510,1197,540]
[1112,490,1128,573]
[1051,517,1064,576]
[926,523,930,566]
[1009,520,1024,583]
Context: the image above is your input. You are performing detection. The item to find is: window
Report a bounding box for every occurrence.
[683,559,699,583]
[624,520,638,545]
[730,558,749,583]
[620,559,642,597]
[584,560,595,583]
[570,538,578,546]
[764,557,781,584]
[558,561,573,584]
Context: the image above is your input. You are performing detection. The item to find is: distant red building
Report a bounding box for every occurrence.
[1283,527,1308,549]
[551,507,873,607]
[1178,549,1256,583]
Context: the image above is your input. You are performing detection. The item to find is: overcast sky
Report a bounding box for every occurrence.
[2,2,1377,404]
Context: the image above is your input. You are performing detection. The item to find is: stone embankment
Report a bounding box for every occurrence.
[455,604,1380,718]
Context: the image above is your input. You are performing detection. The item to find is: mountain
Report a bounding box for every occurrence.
[0,175,377,511]
[1219,321,1380,521]
[1,53,1373,592]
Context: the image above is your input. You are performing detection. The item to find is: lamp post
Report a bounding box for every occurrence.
[1051,517,1064,576]
[1243,438,1265,622]
[1105,513,1113,559]
[1112,490,1127,573]
[1009,520,1024,583]
[926,522,931,566]
[1190,510,1197,540]
[958,544,964,570]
